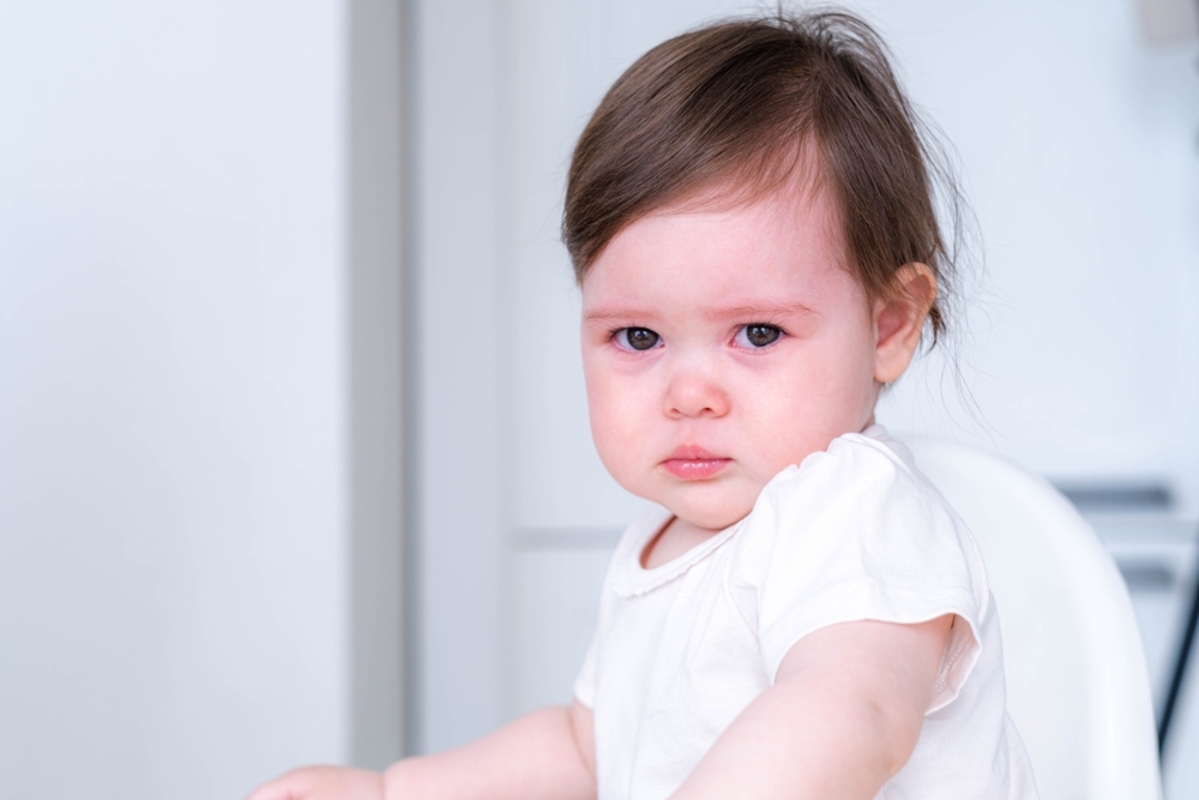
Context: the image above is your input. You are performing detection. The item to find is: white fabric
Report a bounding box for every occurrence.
[574,427,1038,800]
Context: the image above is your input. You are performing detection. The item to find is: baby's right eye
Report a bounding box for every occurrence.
[614,327,662,352]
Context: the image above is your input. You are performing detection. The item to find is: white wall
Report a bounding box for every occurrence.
[410,0,507,754]
[865,0,1199,515]
[0,3,352,797]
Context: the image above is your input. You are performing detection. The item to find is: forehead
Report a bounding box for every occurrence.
[580,139,843,272]
[581,182,861,315]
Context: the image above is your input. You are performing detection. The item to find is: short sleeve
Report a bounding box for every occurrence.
[729,433,989,713]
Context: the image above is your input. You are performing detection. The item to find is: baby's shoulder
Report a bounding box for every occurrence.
[752,427,939,527]
[730,427,985,592]
[726,428,991,678]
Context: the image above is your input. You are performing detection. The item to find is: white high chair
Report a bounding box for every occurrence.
[908,439,1163,800]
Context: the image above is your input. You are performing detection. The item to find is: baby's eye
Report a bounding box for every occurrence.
[735,323,782,349]
[614,327,662,352]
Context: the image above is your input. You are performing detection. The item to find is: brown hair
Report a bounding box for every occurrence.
[563,9,964,342]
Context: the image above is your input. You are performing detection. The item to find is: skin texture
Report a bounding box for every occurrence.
[244,182,944,800]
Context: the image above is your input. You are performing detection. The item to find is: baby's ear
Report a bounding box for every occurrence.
[873,263,937,384]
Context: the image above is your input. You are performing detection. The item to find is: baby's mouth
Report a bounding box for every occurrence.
[662,446,731,480]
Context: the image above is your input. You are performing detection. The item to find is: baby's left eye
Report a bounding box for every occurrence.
[735,323,782,349]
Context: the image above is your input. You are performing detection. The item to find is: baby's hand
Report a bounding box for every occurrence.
[246,765,385,800]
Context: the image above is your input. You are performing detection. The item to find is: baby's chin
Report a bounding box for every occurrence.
[668,498,755,534]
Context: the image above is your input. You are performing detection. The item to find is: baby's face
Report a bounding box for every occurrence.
[580,186,884,533]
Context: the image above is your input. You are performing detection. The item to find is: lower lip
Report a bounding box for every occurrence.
[663,458,731,480]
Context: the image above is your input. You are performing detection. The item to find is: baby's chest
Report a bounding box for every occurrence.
[593,562,773,780]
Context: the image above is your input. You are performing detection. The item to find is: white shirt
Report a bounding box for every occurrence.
[574,427,1038,800]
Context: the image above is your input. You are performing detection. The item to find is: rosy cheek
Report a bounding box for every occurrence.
[585,375,624,448]
[588,373,650,469]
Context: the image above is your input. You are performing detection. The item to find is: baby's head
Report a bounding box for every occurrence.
[565,11,956,532]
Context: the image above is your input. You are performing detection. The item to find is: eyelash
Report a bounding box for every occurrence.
[608,323,786,352]
[733,323,785,350]
[610,327,662,352]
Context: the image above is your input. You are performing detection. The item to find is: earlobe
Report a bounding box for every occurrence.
[873,263,937,384]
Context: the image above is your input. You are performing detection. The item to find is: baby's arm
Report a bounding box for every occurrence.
[246,701,596,800]
[672,615,953,800]
[385,702,596,799]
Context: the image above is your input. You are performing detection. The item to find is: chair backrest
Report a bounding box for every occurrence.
[907,439,1162,800]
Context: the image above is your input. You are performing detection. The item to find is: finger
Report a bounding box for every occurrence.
[244,776,303,800]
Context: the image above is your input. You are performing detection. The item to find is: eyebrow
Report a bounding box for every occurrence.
[705,301,817,320]
[583,300,817,324]
[582,307,652,324]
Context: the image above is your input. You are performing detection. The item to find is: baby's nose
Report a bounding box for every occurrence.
[663,364,730,419]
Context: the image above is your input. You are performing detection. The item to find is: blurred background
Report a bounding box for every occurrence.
[2,0,1198,797]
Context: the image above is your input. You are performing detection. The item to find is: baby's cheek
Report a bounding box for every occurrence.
[590,432,651,501]
[586,386,642,477]
[744,389,839,475]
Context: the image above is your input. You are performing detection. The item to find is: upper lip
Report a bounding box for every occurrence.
[666,445,727,461]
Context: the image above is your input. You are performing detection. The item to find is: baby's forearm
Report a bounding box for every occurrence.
[671,668,913,799]
[384,704,596,800]
[671,617,949,800]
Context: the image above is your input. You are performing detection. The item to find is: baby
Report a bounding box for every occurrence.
[251,10,1038,800]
